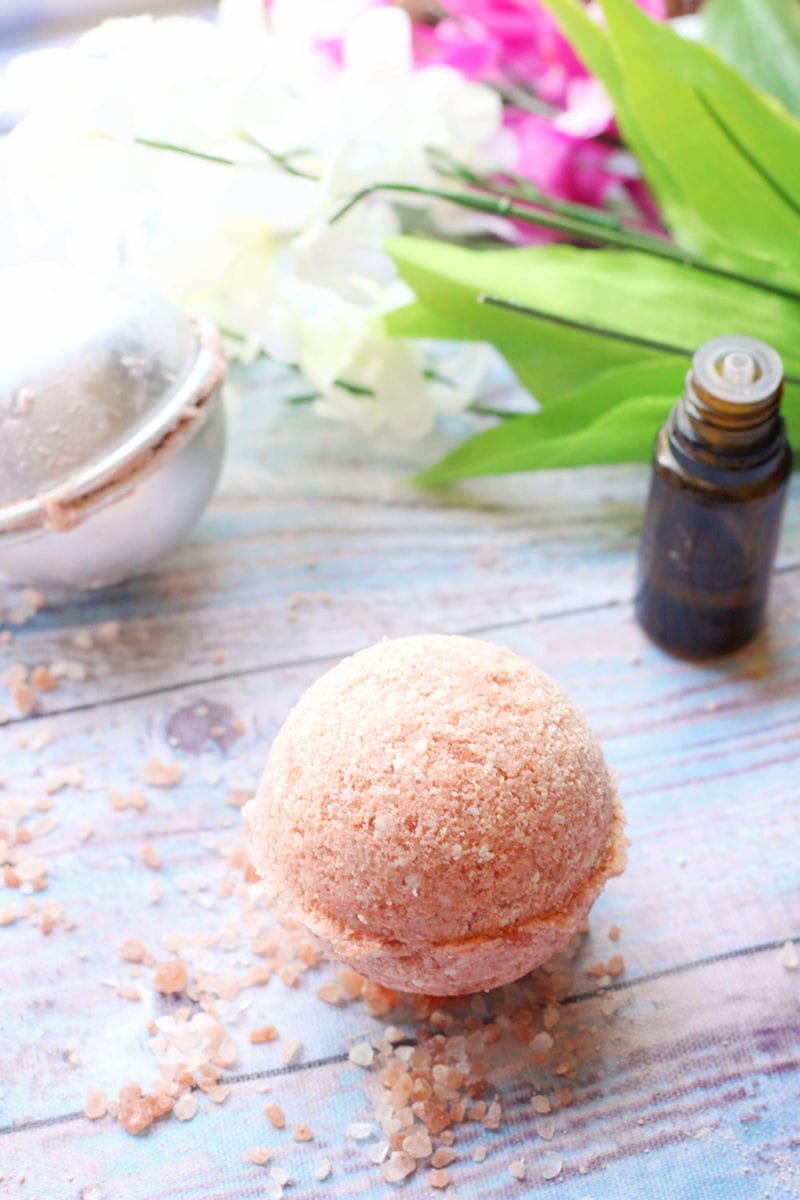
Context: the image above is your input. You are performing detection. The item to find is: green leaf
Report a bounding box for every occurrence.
[596,0,800,270]
[703,0,800,119]
[386,238,800,382]
[418,394,674,483]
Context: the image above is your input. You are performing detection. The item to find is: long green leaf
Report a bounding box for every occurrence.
[536,0,689,242]
[596,0,800,269]
[703,0,800,119]
[418,394,674,482]
[387,238,800,381]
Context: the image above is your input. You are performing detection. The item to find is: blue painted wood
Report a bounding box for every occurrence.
[1,364,799,1200]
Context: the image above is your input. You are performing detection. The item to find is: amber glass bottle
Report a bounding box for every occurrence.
[635,335,793,658]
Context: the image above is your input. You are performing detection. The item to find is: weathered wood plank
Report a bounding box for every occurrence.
[2,945,798,1199]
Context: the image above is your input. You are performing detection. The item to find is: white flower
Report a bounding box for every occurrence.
[1,0,502,438]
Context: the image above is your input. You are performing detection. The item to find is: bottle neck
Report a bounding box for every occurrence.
[675,369,784,458]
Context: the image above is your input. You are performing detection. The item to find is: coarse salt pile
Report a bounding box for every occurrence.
[246,635,626,994]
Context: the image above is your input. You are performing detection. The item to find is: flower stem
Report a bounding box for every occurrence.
[331,180,800,305]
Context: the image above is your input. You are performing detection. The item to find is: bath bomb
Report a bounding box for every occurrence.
[246,635,625,995]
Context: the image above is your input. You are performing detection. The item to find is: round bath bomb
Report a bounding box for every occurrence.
[246,635,625,995]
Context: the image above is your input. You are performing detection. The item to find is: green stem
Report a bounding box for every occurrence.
[331,181,800,305]
[134,136,238,166]
[238,132,320,181]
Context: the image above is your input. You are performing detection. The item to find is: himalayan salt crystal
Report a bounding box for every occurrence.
[17,856,47,883]
[270,1167,290,1186]
[142,757,182,788]
[207,1085,231,1104]
[246,1146,272,1165]
[368,1142,390,1164]
[509,1159,526,1181]
[12,684,36,715]
[609,923,621,942]
[338,969,367,998]
[173,1093,198,1121]
[281,1038,302,1064]
[153,959,188,994]
[293,1123,313,1141]
[264,1103,286,1129]
[531,1032,554,1054]
[402,1130,433,1159]
[116,986,141,1002]
[468,1102,487,1122]
[780,941,799,971]
[539,1120,556,1141]
[606,954,625,978]
[120,938,146,963]
[140,843,161,870]
[428,1169,451,1189]
[473,1146,487,1163]
[414,1101,450,1134]
[97,620,120,644]
[30,666,56,693]
[316,983,344,1005]
[84,1089,107,1120]
[531,1095,552,1115]
[431,1148,457,1169]
[381,1152,416,1184]
[346,1122,374,1140]
[543,1006,560,1031]
[117,1084,154,1135]
[483,1102,502,1131]
[249,1025,278,1045]
[0,905,16,926]
[314,1158,332,1181]
[541,1153,563,1180]
[264,1183,283,1200]
[128,791,148,812]
[438,1131,456,1148]
[363,982,396,1016]
[349,1042,374,1068]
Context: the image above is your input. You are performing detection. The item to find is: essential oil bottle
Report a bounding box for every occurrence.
[635,334,793,659]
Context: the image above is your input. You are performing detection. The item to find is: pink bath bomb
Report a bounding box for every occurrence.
[246,635,625,995]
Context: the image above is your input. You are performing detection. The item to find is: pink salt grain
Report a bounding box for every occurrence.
[84,1090,107,1120]
[249,1025,278,1045]
[428,1169,451,1189]
[264,1103,286,1129]
[381,1152,416,1184]
[120,939,146,963]
[431,1148,457,1169]
[173,1094,198,1121]
[293,1123,313,1141]
[142,758,182,788]
[152,959,188,994]
[140,843,161,870]
[246,1146,272,1165]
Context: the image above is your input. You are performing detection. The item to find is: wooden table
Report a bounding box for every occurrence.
[2,360,799,1199]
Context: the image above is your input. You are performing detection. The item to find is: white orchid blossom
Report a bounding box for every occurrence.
[1,2,505,436]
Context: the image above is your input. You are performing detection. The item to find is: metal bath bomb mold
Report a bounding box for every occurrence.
[0,261,227,589]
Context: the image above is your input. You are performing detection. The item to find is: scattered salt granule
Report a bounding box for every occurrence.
[142,757,182,788]
[315,1158,332,1181]
[84,1089,107,1120]
[609,924,621,942]
[207,1085,231,1104]
[281,1037,302,1064]
[349,1042,374,1067]
[509,1159,526,1181]
[538,1119,556,1141]
[402,1130,433,1159]
[264,1103,286,1129]
[152,959,188,994]
[431,1148,456,1169]
[120,938,146,963]
[780,941,799,971]
[316,982,344,1005]
[473,1146,487,1163]
[140,842,162,870]
[30,666,56,693]
[96,620,120,644]
[246,1146,272,1165]
[368,1142,390,1165]
[293,1123,313,1141]
[531,1032,554,1054]
[346,1122,374,1140]
[71,629,94,651]
[541,1153,563,1180]
[428,1169,451,1189]
[606,953,625,978]
[531,1095,552,1115]
[270,1167,290,1186]
[173,1094,198,1121]
[381,1151,416,1183]
[250,1025,278,1044]
[12,684,36,716]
